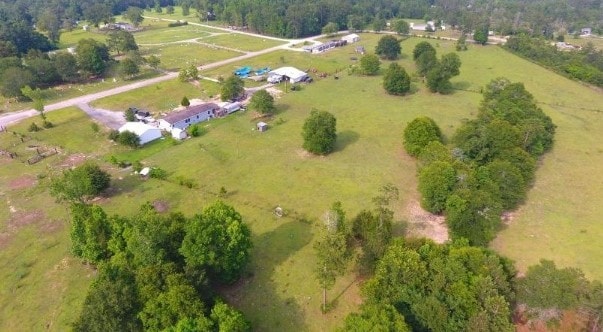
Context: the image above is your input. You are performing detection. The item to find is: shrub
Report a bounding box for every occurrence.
[167,20,188,27]
[108,130,120,141]
[149,167,167,180]
[403,117,443,157]
[28,122,40,132]
[116,131,140,148]
[42,120,54,128]
[188,124,204,137]
[181,96,190,107]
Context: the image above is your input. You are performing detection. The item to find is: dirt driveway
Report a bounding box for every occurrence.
[76,103,125,129]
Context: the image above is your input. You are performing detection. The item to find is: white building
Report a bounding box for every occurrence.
[158,103,220,131]
[341,33,360,43]
[268,67,309,84]
[118,122,162,145]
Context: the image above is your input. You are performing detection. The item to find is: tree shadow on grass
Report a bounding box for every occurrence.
[452,81,473,92]
[224,219,313,331]
[334,130,360,152]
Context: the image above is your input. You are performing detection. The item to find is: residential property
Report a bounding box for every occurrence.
[306,40,347,54]
[118,122,162,145]
[581,27,592,35]
[341,33,360,43]
[218,101,242,114]
[158,103,220,131]
[268,67,309,84]
[257,122,268,132]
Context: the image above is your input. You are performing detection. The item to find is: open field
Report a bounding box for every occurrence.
[140,43,241,71]
[134,25,219,44]
[200,33,285,52]
[566,35,603,50]
[1,34,603,331]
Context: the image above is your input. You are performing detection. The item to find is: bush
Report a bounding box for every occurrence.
[108,130,120,141]
[28,122,40,132]
[42,120,54,128]
[116,131,140,148]
[149,167,167,180]
[403,117,443,157]
[188,124,204,137]
[167,21,188,27]
[181,96,190,107]
[91,122,100,133]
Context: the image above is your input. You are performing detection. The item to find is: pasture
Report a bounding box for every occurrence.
[1,34,603,331]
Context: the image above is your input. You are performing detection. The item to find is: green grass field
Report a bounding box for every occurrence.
[140,43,241,71]
[2,35,603,331]
[200,33,285,52]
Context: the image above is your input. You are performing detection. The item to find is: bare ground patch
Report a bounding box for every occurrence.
[0,209,45,249]
[9,176,37,190]
[153,200,169,213]
[59,153,87,168]
[405,199,449,243]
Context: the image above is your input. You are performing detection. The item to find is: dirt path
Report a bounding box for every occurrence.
[76,103,126,130]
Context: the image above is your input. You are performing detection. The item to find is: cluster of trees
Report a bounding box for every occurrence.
[413,41,461,94]
[404,78,555,246]
[50,163,252,331]
[505,34,603,87]
[343,238,517,331]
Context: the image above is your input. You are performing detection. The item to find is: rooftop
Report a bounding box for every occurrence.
[161,103,219,124]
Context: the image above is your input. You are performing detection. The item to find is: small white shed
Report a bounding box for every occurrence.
[171,127,187,140]
[118,122,162,145]
[257,122,268,132]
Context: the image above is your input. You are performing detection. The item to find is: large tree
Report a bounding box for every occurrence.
[375,35,401,60]
[69,203,112,263]
[249,89,275,115]
[51,52,80,82]
[392,19,410,35]
[403,117,443,157]
[315,202,350,311]
[302,110,337,155]
[124,7,145,27]
[106,30,138,55]
[82,3,113,27]
[50,162,111,203]
[383,62,410,95]
[418,161,457,214]
[220,75,245,101]
[426,53,461,94]
[180,201,252,284]
[75,39,110,76]
[0,67,34,98]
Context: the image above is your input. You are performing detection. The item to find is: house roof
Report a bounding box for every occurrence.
[118,122,159,136]
[269,67,307,80]
[161,103,219,124]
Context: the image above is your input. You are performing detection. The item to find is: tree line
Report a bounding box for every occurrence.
[404,77,555,246]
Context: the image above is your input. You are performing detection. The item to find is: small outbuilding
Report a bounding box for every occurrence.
[118,122,162,145]
[581,27,592,35]
[171,127,187,140]
[341,33,360,43]
[218,101,242,114]
[257,122,268,132]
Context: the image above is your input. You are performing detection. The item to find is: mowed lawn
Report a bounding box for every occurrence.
[199,33,285,52]
[1,35,603,331]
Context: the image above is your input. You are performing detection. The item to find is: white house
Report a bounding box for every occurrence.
[268,67,309,84]
[118,122,162,145]
[158,103,220,131]
[341,33,360,43]
[218,101,242,114]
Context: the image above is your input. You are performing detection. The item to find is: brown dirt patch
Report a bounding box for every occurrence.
[0,209,45,249]
[9,176,37,190]
[405,199,449,243]
[265,87,283,99]
[153,200,169,213]
[59,153,87,168]
[295,149,314,159]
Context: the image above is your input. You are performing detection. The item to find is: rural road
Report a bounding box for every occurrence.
[0,32,322,128]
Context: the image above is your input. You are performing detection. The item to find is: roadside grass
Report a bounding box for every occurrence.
[2,34,603,331]
[0,70,160,114]
[199,33,285,52]
[91,79,221,113]
[140,43,241,71]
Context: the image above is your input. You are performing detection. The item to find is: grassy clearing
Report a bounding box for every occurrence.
[566,36,603,50]
[2,34,603,331]
[91,79,221,113]
[134,25,217,44]
[140,43,241,71]
[199,33,285,52]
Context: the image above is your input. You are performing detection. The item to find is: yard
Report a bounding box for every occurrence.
[1,36,603,331]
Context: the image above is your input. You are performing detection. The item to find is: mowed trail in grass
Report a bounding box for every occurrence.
[1,35,602,331]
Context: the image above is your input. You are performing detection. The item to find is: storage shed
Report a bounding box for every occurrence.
[257,122,268,132]
[341,33,360,43]
[118,122,162,145]
[268,67,309,83]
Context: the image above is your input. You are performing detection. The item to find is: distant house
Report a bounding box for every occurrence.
[158,103,220,131]
[581,27,592,35]
[410,21,435,32]
[341,33,360,43]
[118,122,162,145]
[257,122,268,132]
